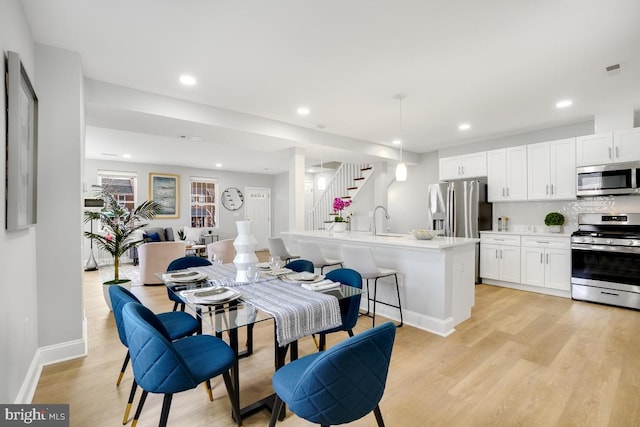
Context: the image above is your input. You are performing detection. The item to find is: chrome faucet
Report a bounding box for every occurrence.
[372,205,390,236]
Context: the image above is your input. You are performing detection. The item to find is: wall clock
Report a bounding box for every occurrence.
[221,187,244,211]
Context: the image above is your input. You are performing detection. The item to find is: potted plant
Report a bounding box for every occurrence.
[331,197,352,232]
[544,212,565,233]
[84,189,162,309]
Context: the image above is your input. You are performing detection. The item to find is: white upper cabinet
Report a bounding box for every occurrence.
[576,128,640,166]
[527,138,576,200]
[487,146,527,202]
[439,152,487,181]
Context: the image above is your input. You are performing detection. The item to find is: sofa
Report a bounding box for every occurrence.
[130,226,218,264]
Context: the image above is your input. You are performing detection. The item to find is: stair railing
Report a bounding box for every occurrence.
[306,163,369,230]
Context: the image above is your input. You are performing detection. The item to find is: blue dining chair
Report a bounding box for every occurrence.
[269,322,396,427]
[284,259,314,273]
[166,256,212,311]
[123,302,241,427]
[109,285,202,424]
[318,268,363,351]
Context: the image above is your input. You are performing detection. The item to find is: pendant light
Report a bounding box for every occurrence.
[395,94,407,182]
[317,124,327,190]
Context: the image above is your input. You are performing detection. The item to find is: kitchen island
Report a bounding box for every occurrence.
[283,230,479,336]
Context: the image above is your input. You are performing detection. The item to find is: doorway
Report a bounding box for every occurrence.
[244,187,271,250]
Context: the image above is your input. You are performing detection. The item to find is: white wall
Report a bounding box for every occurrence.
[0,0,38,404]
[35,44,85,350]
[84,159,275,259]
[388,153,440,232]
[272,172,289,237]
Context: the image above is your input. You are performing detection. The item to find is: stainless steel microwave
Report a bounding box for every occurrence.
[576,161,640,196]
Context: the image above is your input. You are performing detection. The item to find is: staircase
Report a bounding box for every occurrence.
[307,163,374,230]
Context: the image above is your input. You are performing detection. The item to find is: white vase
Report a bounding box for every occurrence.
[102,280,131,312]
[233,220,259,283]
[548,225,563,233]
[332,222,347,233]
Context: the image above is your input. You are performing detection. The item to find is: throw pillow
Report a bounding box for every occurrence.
[183,226,202,244]
[144,232,161,242]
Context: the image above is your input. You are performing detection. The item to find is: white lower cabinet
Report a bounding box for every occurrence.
[481,233,571,295]
[480,234,521,283]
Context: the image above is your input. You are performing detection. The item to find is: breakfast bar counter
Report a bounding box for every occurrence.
[283,230,479,336]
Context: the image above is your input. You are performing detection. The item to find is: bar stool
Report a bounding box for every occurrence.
[297,241,343,273]
[268,237,300,263]
[341,245,403,327]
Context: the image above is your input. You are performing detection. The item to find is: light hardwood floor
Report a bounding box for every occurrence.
[33,269,640,426]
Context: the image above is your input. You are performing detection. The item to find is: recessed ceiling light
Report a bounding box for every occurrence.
[297,107,310,116]
[215,163,222,168]
[179,75,197,85]
[556,99,572,109]
[308,168,315,173]
[392,139,402,145]
[458,123,471,131]
[122,153,132,159]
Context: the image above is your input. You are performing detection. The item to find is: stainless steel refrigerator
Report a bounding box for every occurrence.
[427,179,492,281]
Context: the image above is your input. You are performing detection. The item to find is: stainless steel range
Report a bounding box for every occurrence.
[571,213,640,310]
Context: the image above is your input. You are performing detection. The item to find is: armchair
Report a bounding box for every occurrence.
[269,322,396,427]
[138,241,187,285]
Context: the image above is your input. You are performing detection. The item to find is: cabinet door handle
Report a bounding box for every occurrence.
[550,184,554,195]
[506,187,509,197]
[546,184,549,195]
[616,146,620,159]
[495,249,498,259]
[500,249,503,259]
[502,188,505,197]
[461,166,464,175]
[540,253,543,263]
[608,147,612,159]
[546,253,549,264]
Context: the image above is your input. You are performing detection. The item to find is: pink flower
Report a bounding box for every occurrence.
[333,197,351,212]
[105,234,114,241]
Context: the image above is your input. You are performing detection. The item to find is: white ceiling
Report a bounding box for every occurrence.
[21,0,640,174]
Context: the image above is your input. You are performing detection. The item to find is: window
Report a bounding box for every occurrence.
[190,178,217,227]
[98,171,137,211]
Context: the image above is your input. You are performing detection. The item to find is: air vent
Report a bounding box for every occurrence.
[606,64,621,73]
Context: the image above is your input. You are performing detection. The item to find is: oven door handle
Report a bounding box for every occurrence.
[571,244,640,254]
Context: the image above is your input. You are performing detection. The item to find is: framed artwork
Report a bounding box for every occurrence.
[5,51,38,231]
[149,173,180,218]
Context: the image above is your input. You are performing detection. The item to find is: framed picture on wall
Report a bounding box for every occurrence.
[149,173,179,218]
[5,51,38,231]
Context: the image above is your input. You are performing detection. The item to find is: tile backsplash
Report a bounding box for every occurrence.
[493,195,640,232]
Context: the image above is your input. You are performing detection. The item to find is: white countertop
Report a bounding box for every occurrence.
[480,230,573,238]
[283,230,479,249]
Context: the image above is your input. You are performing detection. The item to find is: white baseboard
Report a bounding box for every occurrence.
[15,317,88,404]
[359,301,456,337]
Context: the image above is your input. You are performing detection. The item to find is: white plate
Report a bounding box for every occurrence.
[281,273,325,284]
[266,268,293,276]
[184,287,241,305]
[256,262,271,270]
[162,271,207,283]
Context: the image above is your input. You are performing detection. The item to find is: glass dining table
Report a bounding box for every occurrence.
[161,264,362,421]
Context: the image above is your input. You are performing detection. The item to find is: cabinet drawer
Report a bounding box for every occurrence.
[480,234,520,246]
[521,236,569,249]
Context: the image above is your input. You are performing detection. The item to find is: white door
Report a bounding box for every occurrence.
[545,249,571,290]
[499,245,521,283]
[614,128,640,163]
[244,187,270,250]
[549,138,576,199]
[521,247,545,286]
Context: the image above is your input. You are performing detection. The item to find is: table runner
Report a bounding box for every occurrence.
[191,265,342,346]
